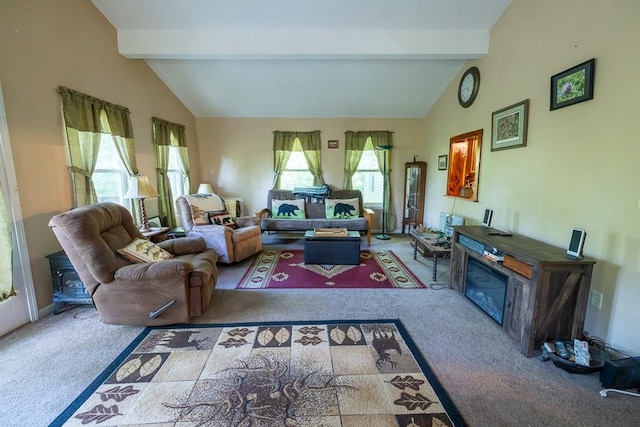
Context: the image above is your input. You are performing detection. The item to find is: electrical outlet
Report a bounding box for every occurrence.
[590,290,603,310]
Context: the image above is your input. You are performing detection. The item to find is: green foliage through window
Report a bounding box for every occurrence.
[93,137,128,205]
[353,145,383,205]
[280,140,314,190]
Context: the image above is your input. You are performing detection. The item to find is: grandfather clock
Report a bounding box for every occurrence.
[402,161,427,233]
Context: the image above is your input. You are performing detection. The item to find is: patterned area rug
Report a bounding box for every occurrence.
[51,320,465,426]
[237,249,426,289]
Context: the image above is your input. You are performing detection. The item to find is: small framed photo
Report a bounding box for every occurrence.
[328,140,339,149]
[491,99,529,151]
[438,155,448,170]
[550,58,595,111]
[147,216,161,228]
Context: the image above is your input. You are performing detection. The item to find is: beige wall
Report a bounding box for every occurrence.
[0,0,199,312]
[195,118,425,228]
[422,0,640,353]
[2,0,638,354]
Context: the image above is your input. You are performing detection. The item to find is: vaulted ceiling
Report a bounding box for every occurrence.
[91,0,511,118]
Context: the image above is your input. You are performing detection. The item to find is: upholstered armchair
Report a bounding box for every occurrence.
[48,202,218,326]
[176,194,262,263]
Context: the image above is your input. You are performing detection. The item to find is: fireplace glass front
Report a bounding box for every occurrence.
[465,257,508,325]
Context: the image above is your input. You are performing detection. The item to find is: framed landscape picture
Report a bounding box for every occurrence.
[550,58,595,110]
[491,99,529,151]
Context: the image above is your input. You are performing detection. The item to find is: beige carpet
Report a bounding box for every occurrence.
[1,234,639,426]
[52,320,464,426]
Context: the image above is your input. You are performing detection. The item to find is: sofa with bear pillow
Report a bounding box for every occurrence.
[256,188,373,246]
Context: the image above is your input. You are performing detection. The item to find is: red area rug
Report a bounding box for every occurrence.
[237,249,426,289]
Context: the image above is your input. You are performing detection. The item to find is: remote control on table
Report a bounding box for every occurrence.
[555,341,569,358]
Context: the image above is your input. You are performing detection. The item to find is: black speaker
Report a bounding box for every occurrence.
[600,357,640,389]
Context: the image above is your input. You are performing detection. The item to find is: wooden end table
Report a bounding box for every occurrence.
[410,229,452,284]
[141,226,170,243]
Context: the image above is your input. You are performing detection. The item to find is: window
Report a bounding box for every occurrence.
[279,139,314,190]
[166,146,188,201]
[152,116,190,229]
[352,141,383,204]
[93,136,129,205]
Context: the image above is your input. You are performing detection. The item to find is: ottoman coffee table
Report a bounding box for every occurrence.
[304,229,361,265]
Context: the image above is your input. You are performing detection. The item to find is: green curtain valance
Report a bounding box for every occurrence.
[344,131,394,150]
[273,130,321,151]
[58,86,134,138]
[152,117,187,147]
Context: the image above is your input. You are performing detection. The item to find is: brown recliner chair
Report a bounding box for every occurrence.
[176,194,262,263]
[48,202,218,326]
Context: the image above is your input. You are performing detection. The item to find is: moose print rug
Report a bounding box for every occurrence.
[51,320,465,427]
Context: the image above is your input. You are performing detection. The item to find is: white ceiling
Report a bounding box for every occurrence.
[91,0,511,118]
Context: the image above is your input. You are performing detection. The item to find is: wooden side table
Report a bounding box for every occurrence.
[410,229,452,284]
[141,226,170,243]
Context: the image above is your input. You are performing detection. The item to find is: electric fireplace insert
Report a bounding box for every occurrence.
[465,257,508,325]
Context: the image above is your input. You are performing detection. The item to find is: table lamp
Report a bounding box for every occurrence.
[196,183,214,194]
[124,175,159,232]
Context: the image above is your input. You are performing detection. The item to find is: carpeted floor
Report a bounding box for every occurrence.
[51,320,464,426]
[237,249,426,289]
[2,234,640,426]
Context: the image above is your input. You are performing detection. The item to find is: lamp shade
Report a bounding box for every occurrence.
[123,176,159,199]
[197,183,214,194]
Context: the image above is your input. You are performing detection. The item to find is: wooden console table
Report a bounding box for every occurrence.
[450,226,596,357]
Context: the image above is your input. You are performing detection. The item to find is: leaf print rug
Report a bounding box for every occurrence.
[50,320,466,426]
[237,249,426,289]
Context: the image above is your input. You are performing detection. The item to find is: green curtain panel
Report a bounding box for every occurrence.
[153,117,190,228]
[58,87,137,208]
[272,130,324,188]
[343,130,396,233]
[343,131,369,189]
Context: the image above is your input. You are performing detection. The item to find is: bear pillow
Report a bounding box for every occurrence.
[209,210,237,229]
[272,199,306,219]
[325,198,360,219]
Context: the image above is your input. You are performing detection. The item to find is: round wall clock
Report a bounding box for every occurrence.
[458,66,480,108]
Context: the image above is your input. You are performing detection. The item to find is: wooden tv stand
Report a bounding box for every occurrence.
[450,226,596,357]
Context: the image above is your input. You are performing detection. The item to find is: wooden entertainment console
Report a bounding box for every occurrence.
[450,226,596,357]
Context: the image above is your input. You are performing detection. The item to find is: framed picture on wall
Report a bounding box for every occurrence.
[491,99,529,151]
[438,155,448,170]
[328,140,339,149]
[550,58,595,110]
